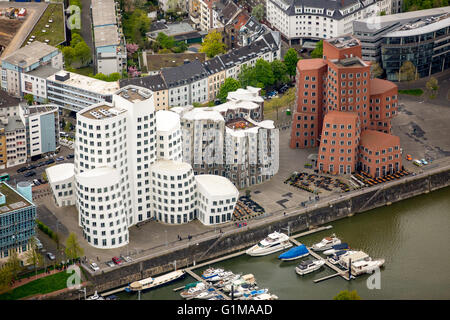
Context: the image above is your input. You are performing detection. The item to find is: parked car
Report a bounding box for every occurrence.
[55,156,64,161]
[112,256,122,265]
[106,261,115,268]
[24,171,36,177]
[413,159,423,167]
[26,164,37,170]
[406,154,412,161]
[267,90,278,97]
[47,252,56,260]
[32,179,41,186]
[17,167,28,173]
[122,256,132,263]
[90,262,100,271]
[35,238,43,250]
[420,159,428,165]
[278,84,289,93]
[45,159,55,165]
[37,161,46,167]
[66,154,74,159]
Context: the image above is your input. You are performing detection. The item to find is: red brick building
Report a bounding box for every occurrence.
[358,130,402,178]
[290,35,401,176]
[317,111,360,175]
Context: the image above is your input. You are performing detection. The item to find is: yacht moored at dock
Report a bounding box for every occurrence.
[323,243,349,255]
[311,234,341,251]
[246,231,292,256]
[295,259,325,275]
[125,270,186,292]
[278,244,309,261]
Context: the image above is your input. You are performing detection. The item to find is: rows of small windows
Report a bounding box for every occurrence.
[156,211,195,224]
[84,231,127,248]
[0,209,35,226]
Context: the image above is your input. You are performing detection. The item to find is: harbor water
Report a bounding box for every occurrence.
[117,186,450,300]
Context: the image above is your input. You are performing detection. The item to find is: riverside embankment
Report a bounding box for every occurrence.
[47,164,450,300]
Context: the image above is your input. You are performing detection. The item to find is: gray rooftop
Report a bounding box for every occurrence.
[2,116,25,132]
[27,64,60,79]
[119,74,168,91]
[147,22,196,38]
[94,25,120,47]
[0,91,21,109]
[2,41,59,69]
[92,0,117,27]
[161,59,208,87]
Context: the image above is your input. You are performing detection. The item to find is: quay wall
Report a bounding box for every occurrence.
[48,166,450,300]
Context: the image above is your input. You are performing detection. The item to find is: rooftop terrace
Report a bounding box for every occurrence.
[0,183,33,215]
[116,86,153,103]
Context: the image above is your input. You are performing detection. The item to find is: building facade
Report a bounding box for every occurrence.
[46,163,76,207]
[0,182,36,265]
[353,7,450,80]
[266,0,391,45]
[0,41,62,98]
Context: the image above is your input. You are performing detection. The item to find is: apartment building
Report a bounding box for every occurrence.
[19,104,60,158]
[91,0,127,75]
[0,41,62,98]
[0,182,36,265]
[46,71,119,112]
[2,116,27,168]
[266,0,391,45]
[119,74,169,111]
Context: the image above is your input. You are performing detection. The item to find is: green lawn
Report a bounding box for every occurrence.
[0,271,71,300]
[23,3,65,47]
[398,89,424,96]
[70,66,94,77]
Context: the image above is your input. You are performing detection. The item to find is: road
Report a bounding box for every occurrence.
[2,145,74,185]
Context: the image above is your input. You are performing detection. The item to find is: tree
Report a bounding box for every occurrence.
[399,61,417,81]
[283,48,300,78]
[271,59,289,85]
[6,250,22,281]
[65,233,84,262]
[24,94,34,106]
[310,40,323,58]
[0,264,13,293]
[371,62,384,79]
[218,78,241,103]
[157,32,175,50]
[200,30,227,58]
[254,59,275,88]
[24,238,43,279]
[64,121,72,132]
[252,4,265,21]
[426,77,439,94]
[73,41,92,67]
[126,43,139,56]
[334,290,361,300]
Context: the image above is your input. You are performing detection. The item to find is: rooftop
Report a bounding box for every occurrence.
[79,104,126,120]
[327,35,360,49]
[2,41,58,68]
[94,25,120,47]
[47,71,119,95]
[297,58,327,71]
[156,110,180,132]
[0,90,21,109]
[144,52,206,73]
[151,159,192,175]
[0,182,33,215]
[195,174,238,197]
[1,116,25,132]
[22,104,58,115]
[120,74,168,91]
[181,108,224,122]
[161,59,208,87]
[27,64,60,79]
[147,22,196,38]
[370,78,397,95]
[116,85,153,103]
[46,163,75,184]
[333,56,367,68]
[92,0,117,27]
[324,110,359,123]
[360,130,400,149]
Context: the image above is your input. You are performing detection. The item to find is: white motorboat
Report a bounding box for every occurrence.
[253,293,279,300]
[87,291,104,300]
[202,268,224,279]
[323,243,349,255]
[206,271,235,282]
[328,250,357,265]
[311,234,341,251]
[246,231,292,256]
[194,288,217,300]
[126,270,186,292]
[351,259,385,276]
[295,259,325,275]
[338,251,371,270]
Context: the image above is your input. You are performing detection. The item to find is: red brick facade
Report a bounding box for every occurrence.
[289,35,401,176]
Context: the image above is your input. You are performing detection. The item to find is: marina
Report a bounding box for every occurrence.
[114,186,450,300]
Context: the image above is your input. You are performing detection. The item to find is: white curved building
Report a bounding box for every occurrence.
[156,110,182,161]
[195,175,238,225]
[46,163,75,207]
[76,167,128,249]
[150,159,197,224]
